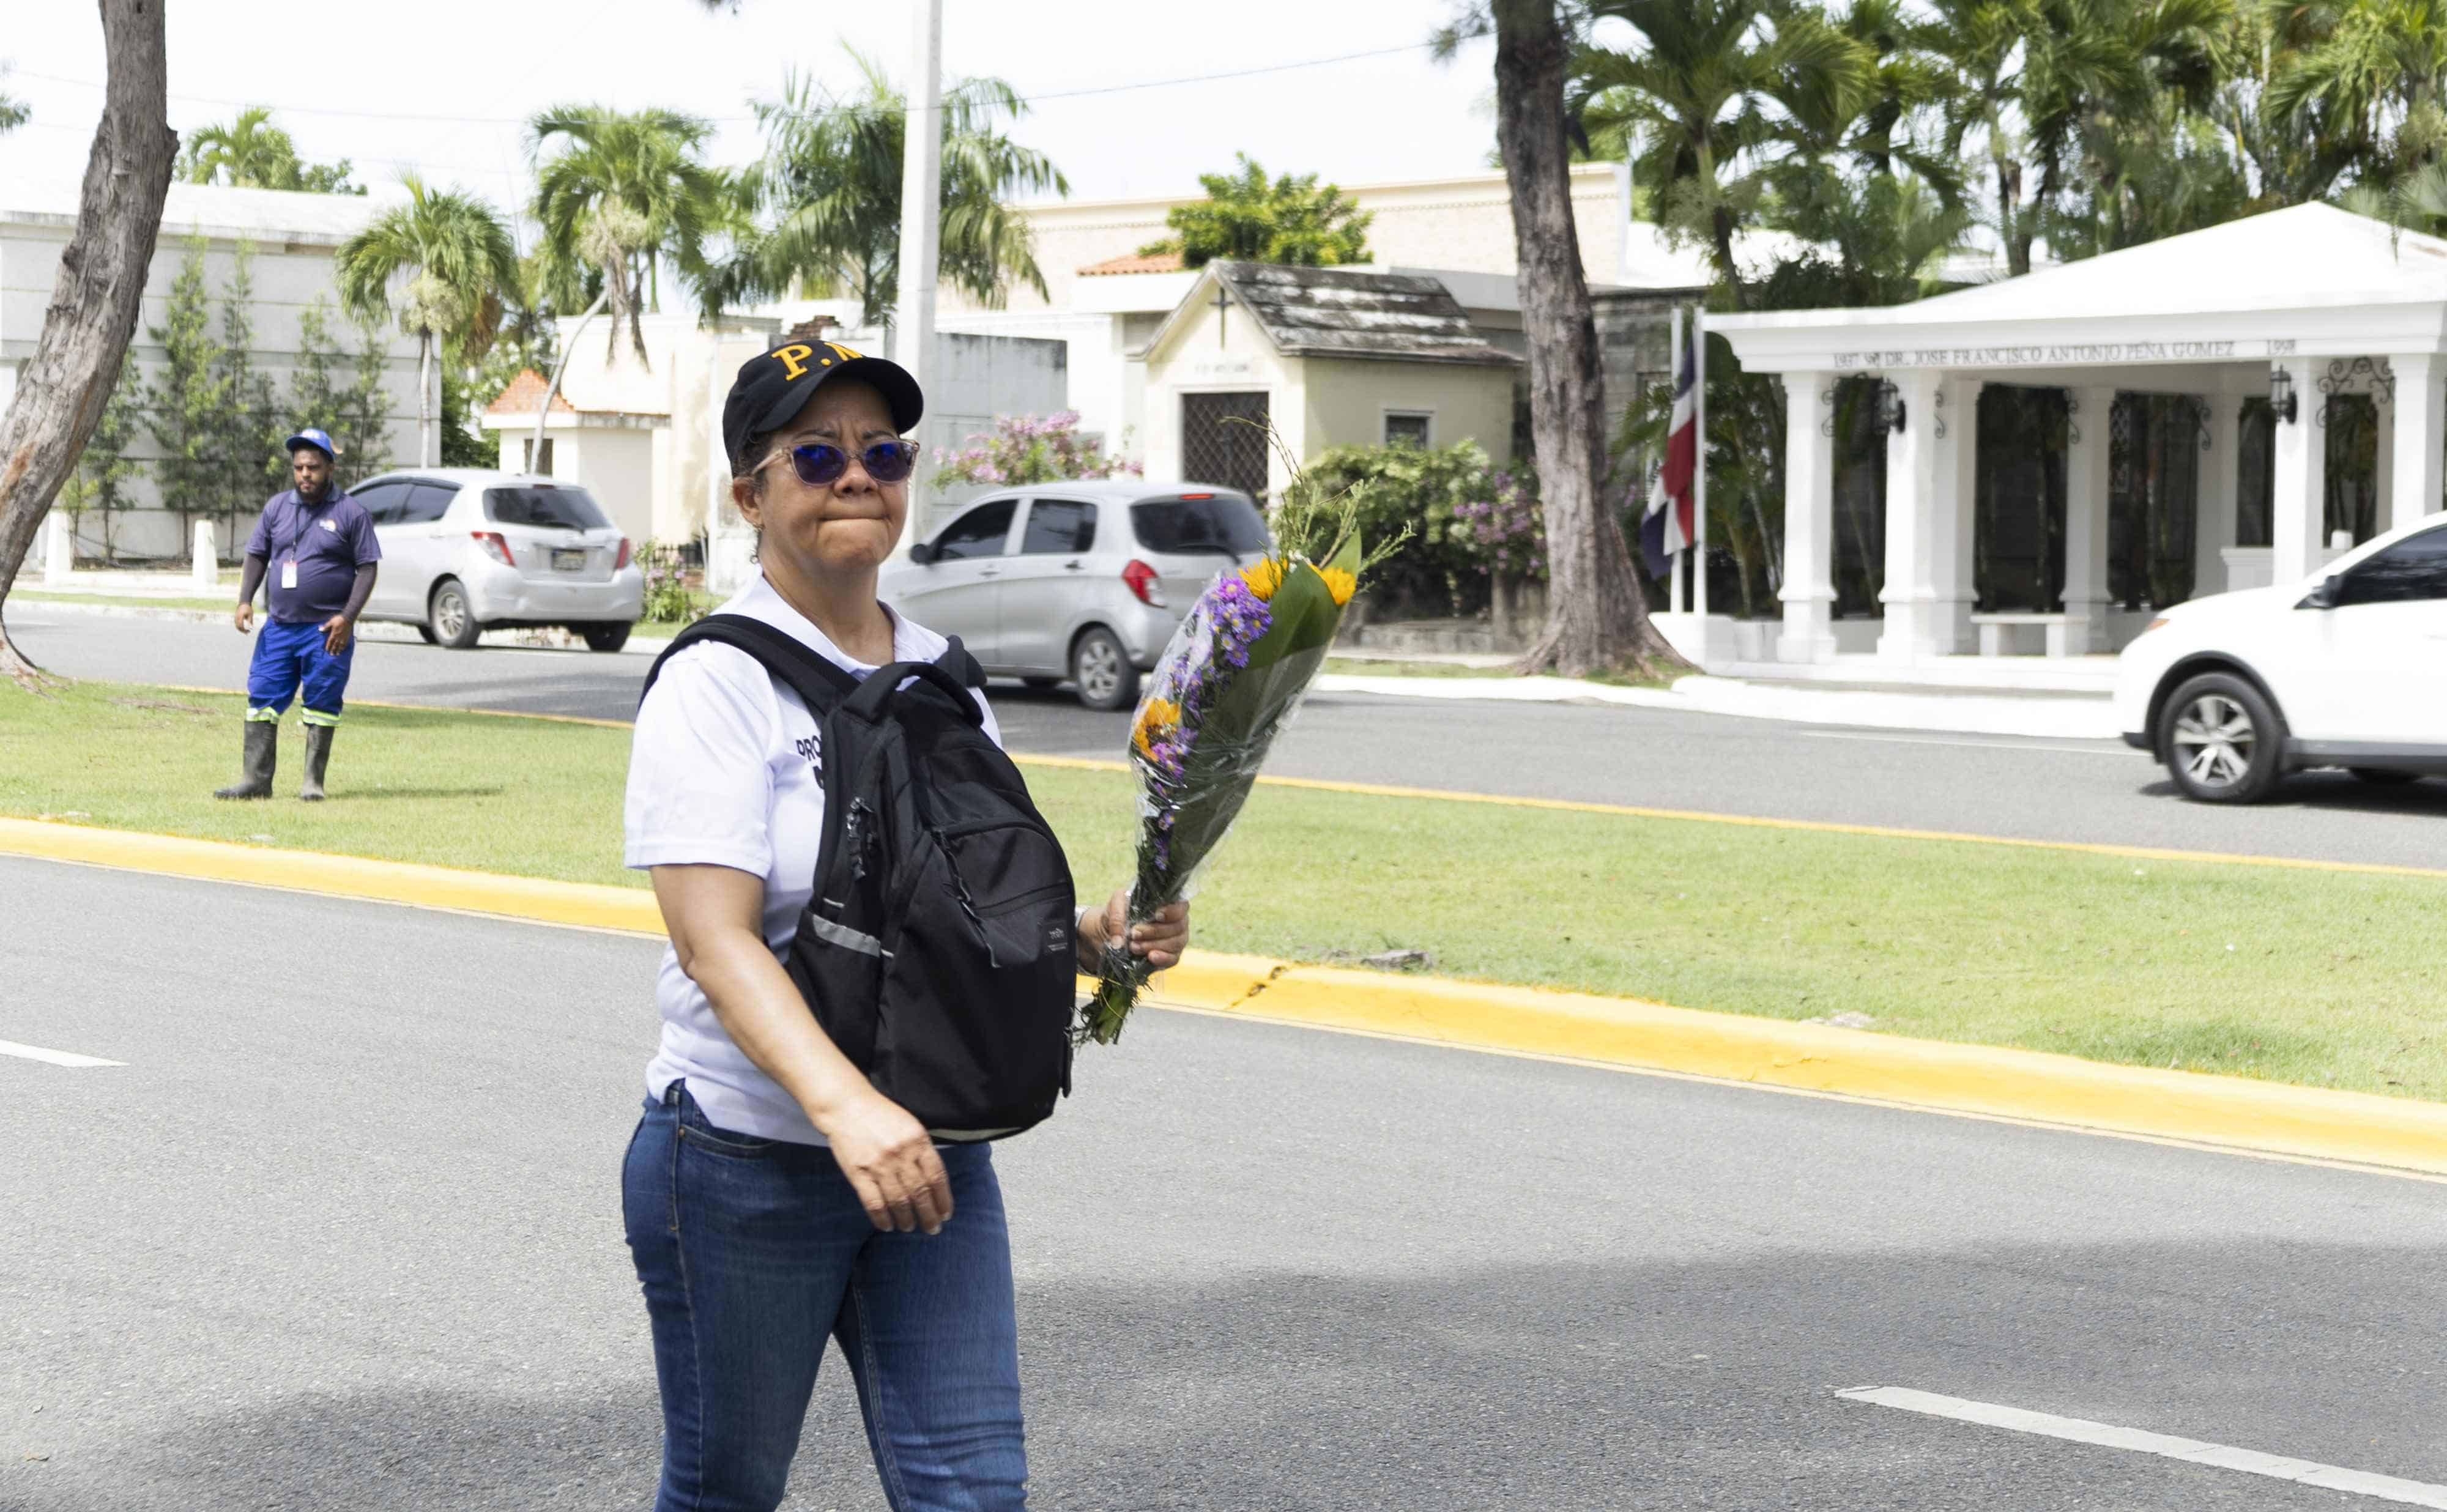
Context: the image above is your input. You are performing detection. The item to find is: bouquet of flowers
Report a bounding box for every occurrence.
[1077,462,1400,1045]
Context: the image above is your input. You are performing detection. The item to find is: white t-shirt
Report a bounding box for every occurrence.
[623,573,1002,1144]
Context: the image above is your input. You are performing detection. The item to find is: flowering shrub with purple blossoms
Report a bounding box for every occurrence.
[1449,467,1547,582]
[930,411,1142,489]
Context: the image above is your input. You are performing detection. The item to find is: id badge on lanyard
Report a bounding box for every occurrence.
[281,558,299,590]
[283,501,314,591]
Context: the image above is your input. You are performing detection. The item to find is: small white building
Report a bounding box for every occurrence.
[7,182,429,563]
[1135,261,1522,498]
[1712,202,2447,679]
[480,309,781,549]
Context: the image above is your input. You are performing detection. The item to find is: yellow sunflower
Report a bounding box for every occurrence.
[1319,567,1357,606]
[1239,558,1287,601]
[1131,697,1182,760]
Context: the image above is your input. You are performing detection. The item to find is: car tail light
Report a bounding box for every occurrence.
[1122,558,1167,607]
[472,531,516,567]
[1179,492,1214,500]
[615,536,633,571]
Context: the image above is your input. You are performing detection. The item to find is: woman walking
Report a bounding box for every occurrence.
[622,338,1188,1510]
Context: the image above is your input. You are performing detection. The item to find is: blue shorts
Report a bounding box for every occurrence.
[245,618,355,726]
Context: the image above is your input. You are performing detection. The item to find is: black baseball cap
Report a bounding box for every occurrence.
[722,338,924,470]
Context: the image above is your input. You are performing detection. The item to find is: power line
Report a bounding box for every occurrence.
[9,41,1436,127]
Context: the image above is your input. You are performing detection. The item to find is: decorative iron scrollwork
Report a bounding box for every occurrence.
[1932,385,1948,440]
[1819,380,1840,439]
[2064,390,2082,447]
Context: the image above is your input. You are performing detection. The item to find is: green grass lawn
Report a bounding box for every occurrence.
[6,680,2443,1099]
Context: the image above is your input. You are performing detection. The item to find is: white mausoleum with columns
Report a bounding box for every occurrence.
[1710,204,2447,681]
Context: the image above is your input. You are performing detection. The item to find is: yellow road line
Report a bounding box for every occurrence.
[113,682,2447,882]
[1014,755,2447,883]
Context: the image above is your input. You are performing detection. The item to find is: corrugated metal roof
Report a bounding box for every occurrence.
[1212,262,1521,366]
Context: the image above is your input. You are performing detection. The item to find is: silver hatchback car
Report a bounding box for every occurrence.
[351,469,645,651]
[878,481,1271,709]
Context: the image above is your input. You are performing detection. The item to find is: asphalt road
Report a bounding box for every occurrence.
[6,854,2445,1510]
[17,605,2447,870]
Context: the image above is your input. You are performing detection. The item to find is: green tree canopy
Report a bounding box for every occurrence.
[1139,154,1373,267]
[177,106,364,195]
[335,176,520,467]
[527,104,734,363]
[716,50,1066,327]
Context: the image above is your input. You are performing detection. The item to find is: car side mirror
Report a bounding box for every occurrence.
[2301,573,2342,610]
[908,541,936,566]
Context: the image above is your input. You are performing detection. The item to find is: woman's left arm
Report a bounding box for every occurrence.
[1077,891,1189,974]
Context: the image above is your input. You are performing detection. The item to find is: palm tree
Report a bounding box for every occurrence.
[179,106,297,187]
[1572,0,1870,309]
[527,105,733,366]
[717,50,1066,327]
[2266,0,2447,189]
[335,176,519,467]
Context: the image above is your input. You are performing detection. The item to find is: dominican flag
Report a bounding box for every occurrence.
[1640,315,1698,582]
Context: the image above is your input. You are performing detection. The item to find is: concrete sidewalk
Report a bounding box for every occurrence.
[1319,665,2120,741]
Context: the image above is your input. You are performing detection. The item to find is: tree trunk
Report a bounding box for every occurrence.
[0,0,175,691]
[1491,0,1690,681]
[417,332,434,467]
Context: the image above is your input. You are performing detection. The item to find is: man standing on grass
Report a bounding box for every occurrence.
[214,429,380,802]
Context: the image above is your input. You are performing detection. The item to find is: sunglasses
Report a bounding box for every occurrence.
[759,440,918,487]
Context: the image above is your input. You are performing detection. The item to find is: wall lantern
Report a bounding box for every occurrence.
[2269,364,2298,424]
[1876,377,1907,434]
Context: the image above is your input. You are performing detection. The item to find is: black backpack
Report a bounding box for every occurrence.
[642,613,1077,1140]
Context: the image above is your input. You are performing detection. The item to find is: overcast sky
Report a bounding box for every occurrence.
[2,0,1504,229]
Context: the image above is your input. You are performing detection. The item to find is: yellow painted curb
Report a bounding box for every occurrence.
[1160,963,2447,1177]
[6,817,2445,1177]
[0,817,662,935]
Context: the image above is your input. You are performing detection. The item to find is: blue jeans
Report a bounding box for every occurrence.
[245,617,354,725]
[622,1083,1028,1511]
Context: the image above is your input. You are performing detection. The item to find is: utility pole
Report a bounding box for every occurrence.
[895,0,943,525]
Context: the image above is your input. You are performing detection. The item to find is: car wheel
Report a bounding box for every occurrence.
[2349,768,2422,786]
[415,621,439,645]
[2159,672,2284,804]
[429,579,482,650]
[1071,628,1140,712]
[579,622,631,653]
[1023,676,1060,691]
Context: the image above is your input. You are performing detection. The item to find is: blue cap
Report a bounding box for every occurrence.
[284,428,340,459]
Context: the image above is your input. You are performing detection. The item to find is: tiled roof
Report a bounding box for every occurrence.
[1211,262,1521,366]
[485,368,574,417]
[1080,250,1186,276]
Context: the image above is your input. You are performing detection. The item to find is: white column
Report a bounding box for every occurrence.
[1777,371,1837,662]
[1877,369,1944,660]
[2270,357,2326,583]
[1929,376,1983,654]
[2391,353,2445,530]
[2196,393,2240,598]
[191,519,218,588]
[2060,385,2115,652]
[43,510,74,585]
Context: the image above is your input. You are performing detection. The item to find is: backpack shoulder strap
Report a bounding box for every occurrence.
[938,635,988,690]
[640,613,863,719]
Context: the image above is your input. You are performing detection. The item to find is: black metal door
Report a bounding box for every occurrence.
[1181,391,1270,499]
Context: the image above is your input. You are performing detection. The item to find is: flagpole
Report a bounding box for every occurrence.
[1668,304,1685,617]
[1693,302,1709,623]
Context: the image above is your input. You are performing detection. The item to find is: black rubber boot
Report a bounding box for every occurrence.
[300,724,333,802]
[214,721,277,801]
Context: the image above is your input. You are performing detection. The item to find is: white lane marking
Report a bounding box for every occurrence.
[1841,1387,2447,1507]
[1801,730,2130,755]
[0,1038,125,1068]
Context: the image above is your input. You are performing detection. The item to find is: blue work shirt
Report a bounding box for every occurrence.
[243,486,381,624]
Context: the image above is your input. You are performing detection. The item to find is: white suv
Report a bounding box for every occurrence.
[2115,514,2447,801]
[350,469,645,651]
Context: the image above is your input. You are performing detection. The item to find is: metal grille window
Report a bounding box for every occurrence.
[1384,411,1432,448]
[1181,391,1270,500]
